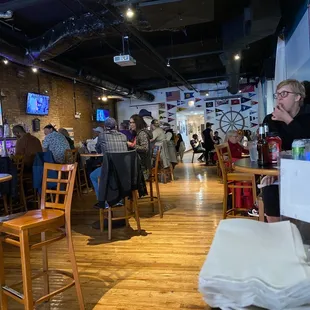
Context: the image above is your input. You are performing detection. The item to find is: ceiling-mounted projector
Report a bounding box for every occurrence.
[113,55,136,67]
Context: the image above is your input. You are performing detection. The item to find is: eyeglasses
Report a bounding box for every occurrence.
[273,91,299,99]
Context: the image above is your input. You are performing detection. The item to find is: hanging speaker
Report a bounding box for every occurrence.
[32,118,40,132]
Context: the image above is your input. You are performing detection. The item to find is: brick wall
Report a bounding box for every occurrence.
[0,62,114,143]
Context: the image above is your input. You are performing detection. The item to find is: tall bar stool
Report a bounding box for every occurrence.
[65,148,81,198]
[138,145,163,217]
[10,155,27,213]
[0,162,84,310]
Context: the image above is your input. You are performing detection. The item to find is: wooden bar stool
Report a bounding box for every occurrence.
[0,162,84,310]
[138,145,163,218]
[99,191,141,240]
[10,155,27,214]
[65,148,81,198]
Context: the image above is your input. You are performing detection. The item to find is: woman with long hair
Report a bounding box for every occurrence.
[128,114,153,179]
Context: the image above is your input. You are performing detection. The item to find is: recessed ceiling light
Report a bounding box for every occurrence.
[234,54,241,61]
[32,67,38,73]
[102,96,108,102]
[3,59,8,65]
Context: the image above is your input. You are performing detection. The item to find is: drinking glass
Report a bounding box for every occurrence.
[248,141,258,162]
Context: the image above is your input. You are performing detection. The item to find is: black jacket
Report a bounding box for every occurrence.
[98,150,147,207]
[263,109,310,150]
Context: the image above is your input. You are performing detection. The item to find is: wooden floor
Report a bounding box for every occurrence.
[4,153,223,310]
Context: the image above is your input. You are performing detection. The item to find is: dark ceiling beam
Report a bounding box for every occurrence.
[138,0,181,7]
[168,50,223,61]
[0,0,45,11]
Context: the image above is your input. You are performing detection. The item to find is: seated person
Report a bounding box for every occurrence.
[190,134,205,162]
[90,117,128,205]
[150,119,166,143]
[226,130,249,160]
[42,124,70,163]
[261,79,310,223]
[213,131,222,145]
[58,128,74,149]
[13,125,42,173]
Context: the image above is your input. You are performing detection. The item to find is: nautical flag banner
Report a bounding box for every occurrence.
[249,92,256,98]
[216,112,222,117]
[159,115,166,120]
[240,85,255,93]
[250,116,258,122]
[168,118,175,122]
[184,92,194,99]
[216,99,229,107]
[249,110,257,115]
[251,122,258,127]
[196,104,202,108]
[159,103,165,109]
[177,107,187,112]
[241,97,251,103]
[168,112,174,117]
[251,101,258,105]
[206,109,213,114]
[241,105,251,112]
[231,99,240,105]
[159,110,166,115]
[166,91,180,102]
[166,103,176,110]
[177,100,185,106]
[195,98,202,102]
[206,101,214,108]
[215,108,223,113]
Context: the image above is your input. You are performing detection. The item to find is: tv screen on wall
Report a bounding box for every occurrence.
[26,93,50,115]
[96,109,110,122]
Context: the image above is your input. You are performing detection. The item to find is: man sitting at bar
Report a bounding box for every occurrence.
[90,117,128,205]
[13,125,42,172]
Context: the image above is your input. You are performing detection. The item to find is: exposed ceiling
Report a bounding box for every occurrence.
[0,0,305,98]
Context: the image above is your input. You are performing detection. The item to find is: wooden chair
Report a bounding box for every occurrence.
[138,145,163,218]
[0,163,84,310]
[10,155,27,214]
[215,143,258,220]
[99,191,141,241]
[77,160,89,194]
[65,149,81,198]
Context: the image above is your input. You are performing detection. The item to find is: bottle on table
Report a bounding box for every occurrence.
[257,124,269,166]
[266,132,282,165]
[292,140,306,160]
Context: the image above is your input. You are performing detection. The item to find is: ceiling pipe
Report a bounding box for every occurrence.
[27,10,119,62]
[168,50,223,61]
[0,39,155,102]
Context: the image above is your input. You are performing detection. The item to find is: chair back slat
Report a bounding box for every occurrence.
[215,143,233,180]
[151,145,161,176]
[40,163,77,212]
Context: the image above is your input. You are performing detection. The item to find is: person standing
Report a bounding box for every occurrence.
[202,122,215,165]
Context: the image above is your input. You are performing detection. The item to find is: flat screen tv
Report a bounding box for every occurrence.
[96,109,110,122]
[26,93,50,115]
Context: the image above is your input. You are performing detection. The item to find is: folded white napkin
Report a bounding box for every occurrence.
[199,219,310,310]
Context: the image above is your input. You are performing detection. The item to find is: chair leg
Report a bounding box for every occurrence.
[108,208,112,241]
[133,191,141,233]
[83,167,89,193]
[21,180,28,211]
[0,239,8,309]
[3,195,9,215]
[223,184,228,219]
[191,153,194,163]
[41,232,50,299]
[99,209,104,233]
[125,199,130,227]
[19,230,33,310]
[258,197,265,222]
[170,165,174,181]
[155,176,163,218]
[66,227,85,310]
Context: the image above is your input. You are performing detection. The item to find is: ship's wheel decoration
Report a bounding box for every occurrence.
[217,108,248,134]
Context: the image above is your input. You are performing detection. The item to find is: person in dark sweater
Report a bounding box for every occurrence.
[261,79,310,223]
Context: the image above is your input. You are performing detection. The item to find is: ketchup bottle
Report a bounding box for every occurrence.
[266,132,282,165]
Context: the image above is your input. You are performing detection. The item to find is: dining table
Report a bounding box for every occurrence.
[234,158,279,176]
[0,173,12,183]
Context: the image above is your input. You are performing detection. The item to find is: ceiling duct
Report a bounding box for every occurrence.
[27,10,119,62]
[221,0,281,93]
[0,10,13,19]
[0,39,155,102]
